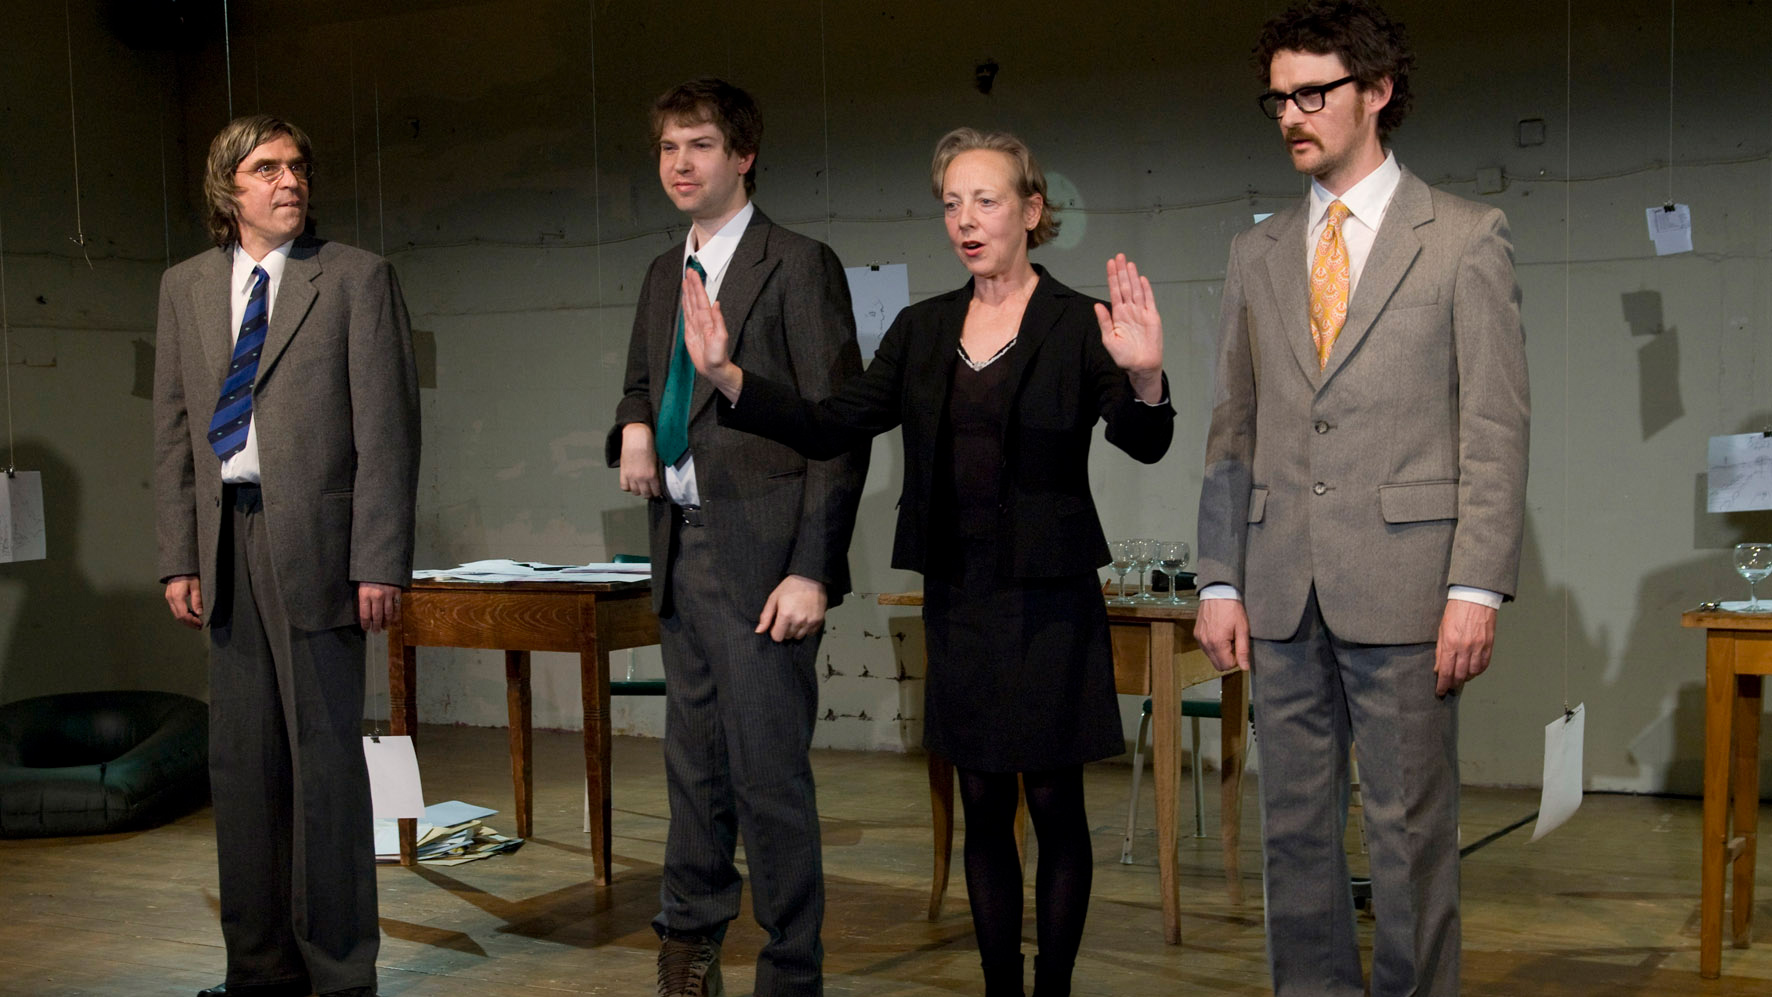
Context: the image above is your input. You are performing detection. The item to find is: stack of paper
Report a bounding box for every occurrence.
[411,559,652,583]
[373,800,525,865]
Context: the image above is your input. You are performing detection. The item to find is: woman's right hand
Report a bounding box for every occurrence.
[681,268,744,402]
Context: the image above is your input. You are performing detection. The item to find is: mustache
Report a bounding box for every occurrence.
[1283,128,1318,144]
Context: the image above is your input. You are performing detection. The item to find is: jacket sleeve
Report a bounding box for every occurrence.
[1085,310,1174,464]
[1447,208,1530,598]
[346,259,422,587]
[152,268,200,583]
[1195,233,1259,593]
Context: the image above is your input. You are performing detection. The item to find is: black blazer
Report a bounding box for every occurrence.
[723,266,1174,579]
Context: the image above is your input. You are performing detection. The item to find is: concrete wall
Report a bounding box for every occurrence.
[0,0,1768,793]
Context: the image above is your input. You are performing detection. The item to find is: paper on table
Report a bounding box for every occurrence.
[412,559,652,583]
[1707,433,1772,513]
[363,736,425,818]
[1531,704,1584,842]
[1645,203,1693,256]
[0,471,46,563]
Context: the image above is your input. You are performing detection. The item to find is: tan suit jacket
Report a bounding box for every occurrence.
[153,237,422,631]
[1195,168,1529,645]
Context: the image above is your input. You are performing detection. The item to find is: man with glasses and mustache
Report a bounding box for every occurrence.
[1193,3,1529,994]
[154,114,419,997]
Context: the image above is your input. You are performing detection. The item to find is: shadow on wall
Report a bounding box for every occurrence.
[0,440,206,706]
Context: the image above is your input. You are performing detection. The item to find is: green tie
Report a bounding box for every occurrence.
[656,256,708,467]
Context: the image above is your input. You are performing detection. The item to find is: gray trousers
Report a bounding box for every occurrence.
[209,484,378,994]
[654,519,825,997]
[1253,588,1460,997]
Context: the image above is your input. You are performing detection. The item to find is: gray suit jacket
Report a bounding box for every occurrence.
[154,237,422,631]
[1196,168,1529,645]
[606,209,867,617]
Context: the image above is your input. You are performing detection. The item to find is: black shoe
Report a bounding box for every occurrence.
[656,933,723,997]
[197,983,311,997]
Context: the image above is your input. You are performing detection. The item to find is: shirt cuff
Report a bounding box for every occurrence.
[1136,390,1170,407]
[1198,583,1241,600]
[1447,585,1503,609]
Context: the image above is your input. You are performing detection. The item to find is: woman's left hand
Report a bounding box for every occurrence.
[1094,254,1165,401]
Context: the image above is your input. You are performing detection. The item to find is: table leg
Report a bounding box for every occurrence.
[1219,668,1249,906]
[388,627,419,868]
[928,753,954,920]
[504,650,534,840]
[1731,673,1762,949]
[1151,620,1183,945]
[581,602,615,886]
[1701,632,1735,979]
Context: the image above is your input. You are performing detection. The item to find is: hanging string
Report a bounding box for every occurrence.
[63,0,91,269]
[159,96,172,270]
[374,79,386,257]
[588,0,603,307]
[222,0,234,119]
[350,46,362,247]
[818,0,833,244]
[1665,0,1675,205]
[0,198,14,473]
[1561,0,1573,715]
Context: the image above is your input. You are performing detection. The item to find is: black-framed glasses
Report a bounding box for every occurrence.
[235,161,314,184]
[1257,76,1357,119]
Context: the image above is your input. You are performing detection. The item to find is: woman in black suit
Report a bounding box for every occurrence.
[681,128,1172,997]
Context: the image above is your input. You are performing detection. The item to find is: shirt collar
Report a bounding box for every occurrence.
[233,239,295,292]
[1309,150,1401,231]
[683,200,754,276]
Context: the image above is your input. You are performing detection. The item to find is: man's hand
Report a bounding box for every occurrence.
[1195,597,1251,673]
[681,267,744,402]
[756,574,827,642]
[164,575,203,629]
[358,582,402,634]
[1434,599,1496,696]
[619,422,663,499]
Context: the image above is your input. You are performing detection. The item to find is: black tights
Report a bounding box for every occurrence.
[958,765,1092,995]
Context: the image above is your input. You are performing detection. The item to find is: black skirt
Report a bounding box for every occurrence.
[921,537,1123,773]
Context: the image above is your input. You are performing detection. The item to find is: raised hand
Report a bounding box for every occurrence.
[681,267,743,401]
[1092,253,1165,402]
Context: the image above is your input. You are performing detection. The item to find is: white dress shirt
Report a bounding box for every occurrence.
[664,200,754,508]
[1201,153,1501,611]
[219,239,294,484]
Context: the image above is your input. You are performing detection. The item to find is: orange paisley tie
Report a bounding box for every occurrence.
[1309,200,1351,370]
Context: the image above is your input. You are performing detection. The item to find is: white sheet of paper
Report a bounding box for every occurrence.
[1531,704,1585,842]
[1707,433,1772,513]
[1645,203,1693,256]
[844,264,910,362]
[363,736,425,818]
[373,818,434,858]
[0,471,46,563]
[424,799,497,827]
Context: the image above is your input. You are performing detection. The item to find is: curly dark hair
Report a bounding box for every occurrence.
[1255,0,1415,139]
[650,77,762,196]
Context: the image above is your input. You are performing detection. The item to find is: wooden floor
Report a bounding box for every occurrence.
[5,724,1771,996]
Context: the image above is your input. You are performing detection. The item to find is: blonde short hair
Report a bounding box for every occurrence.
[928,127,1059,249]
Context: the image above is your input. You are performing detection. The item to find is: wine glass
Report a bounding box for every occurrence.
[1157,540,1191,605]
[1131,538,1158,603]
[1108,539,1135,605]
[1735,543,1772,612]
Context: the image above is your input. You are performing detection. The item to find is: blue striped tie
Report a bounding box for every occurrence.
[207,266,269,461]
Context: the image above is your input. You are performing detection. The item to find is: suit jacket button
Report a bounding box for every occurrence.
[1314,420,1330,434]
[1312,482,1327,495]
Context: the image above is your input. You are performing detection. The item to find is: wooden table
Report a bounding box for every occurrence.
[881,593,1247,945]
[388,577,658,882]
[1681,606,1772,978]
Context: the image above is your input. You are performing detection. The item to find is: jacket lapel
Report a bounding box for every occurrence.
[194,248,236,382]
[1258,201,1320,388]
[256,237,320,384]
[998,266,1064,400]
[689,209,778,420]
[1320,168,1429,385]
